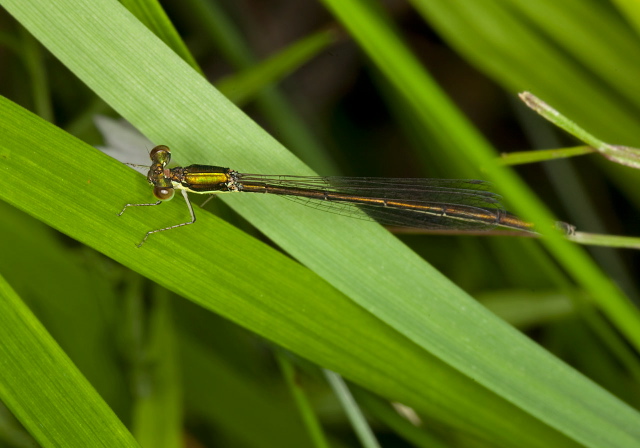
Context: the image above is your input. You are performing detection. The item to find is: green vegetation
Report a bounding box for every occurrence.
[0,0,639,447]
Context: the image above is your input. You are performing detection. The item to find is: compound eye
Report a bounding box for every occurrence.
[153,186,174,200]
[150,145,171,165]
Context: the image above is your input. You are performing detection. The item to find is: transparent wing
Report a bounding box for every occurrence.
[236,174,507,230]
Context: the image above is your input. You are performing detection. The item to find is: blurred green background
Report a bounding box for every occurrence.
[1,0,640,447]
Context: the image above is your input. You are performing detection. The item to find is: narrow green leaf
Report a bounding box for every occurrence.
[217,28,340,106]
[318,0,640,446]
[131,289,182,448]
[497,146,596,166]
[182,0,339,173]
[0,94,577,447]
[0,201,131,419]
[569,232,640,250]
[2,0,640,446]
[520,92,640,169]
[274,353,331,448]
[410,0,640,144]
[19,27,52,121]
[324,371,381,448]
[0,273,139,447]
[120,0,200,72]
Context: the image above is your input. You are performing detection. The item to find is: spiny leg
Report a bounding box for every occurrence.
[118,200,163,216]
[137,189,196,247]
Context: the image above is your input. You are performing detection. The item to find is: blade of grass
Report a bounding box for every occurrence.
[216,27,340,107]
[120,0,200,73]
[130,287,182,448]
[409,0,640,240]
[319,0,640,360]
[0,95,581,447]
[0,201,131,419]
[2,0,640,446]
[324,370,381,448]
[275,352,331,448]
[505,0,640,106]
[182,0,339,173]
[520,92,640,169]
[19,27,52,121]
[318,0,640,446]
[0,273,139,447]
[498,146,596,166]
[409,0,640,144]
[569,232,640,249]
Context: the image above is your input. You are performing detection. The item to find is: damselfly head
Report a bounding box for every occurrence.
[147,145,175,201]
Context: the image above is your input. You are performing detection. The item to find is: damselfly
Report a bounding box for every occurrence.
[119,145,544,247]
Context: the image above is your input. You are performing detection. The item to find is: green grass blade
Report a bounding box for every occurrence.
[402,1,640,346]
[0,273,139,447]
[498,146,595,166]
[0,93,582,447]
[2,0,640,446]
[318,0,640,446]
[521,92,640,169]
[410,0,640,143]
[0,200,131,419]
[120,0,200,72]
[409,0,640,216]
[275,353,331,448]
[19,27,52,121]
[319,0,640,354]
[569,232,640,250]
[324,371,380,448]
[217,28,339,106]
[130,289,182,448]
[182,0,339,174]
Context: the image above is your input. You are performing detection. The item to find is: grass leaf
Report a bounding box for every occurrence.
[2,0,640,446]
[0,273,139,447]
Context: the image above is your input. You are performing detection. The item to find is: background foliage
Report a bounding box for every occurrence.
[0,0,640,447]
